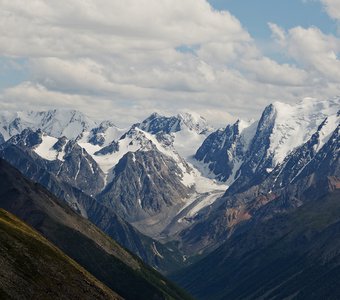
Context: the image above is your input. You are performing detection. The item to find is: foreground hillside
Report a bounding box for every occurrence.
[0,159,192,300]
[0,209,121,300]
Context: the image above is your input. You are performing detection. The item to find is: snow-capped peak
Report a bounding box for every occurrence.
[131,111,213,160]
[177,112,210,134]
[83,126,180,177]
[268,97,340,165]
[0,109,97,141]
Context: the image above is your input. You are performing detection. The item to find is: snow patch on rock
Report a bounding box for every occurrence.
[34,135,59,161]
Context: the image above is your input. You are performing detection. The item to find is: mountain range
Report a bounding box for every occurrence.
[0,96,339,299]
[0,158,192,300]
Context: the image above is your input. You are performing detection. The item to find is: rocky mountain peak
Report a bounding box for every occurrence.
[1,128,43,149]
[135,113,181,134]
[136,111,211,136]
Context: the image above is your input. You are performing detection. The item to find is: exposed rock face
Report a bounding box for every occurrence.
[98,148,193,235]
[195,120,255,181]
[194,105,278,189]
[59,140,105,194]
[4,128,43,148]
[135,113,182,134]
[0,132,5,145]
[95,140,119,155]
[295,123,340,181]
[226,104,277,193]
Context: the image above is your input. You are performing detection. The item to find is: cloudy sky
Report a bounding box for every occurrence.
[0,0,339,126]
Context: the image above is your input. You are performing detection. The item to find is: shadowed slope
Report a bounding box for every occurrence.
[0,209,121,300]
[173,189,340,300]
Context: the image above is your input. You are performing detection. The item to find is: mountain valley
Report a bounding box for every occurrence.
[0,97,339,299]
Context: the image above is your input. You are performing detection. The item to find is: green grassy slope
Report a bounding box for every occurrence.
[0,209,121,300]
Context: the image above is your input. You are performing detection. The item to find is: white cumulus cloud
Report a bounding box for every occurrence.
[321,0,340,20]
[0,0,339,126]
